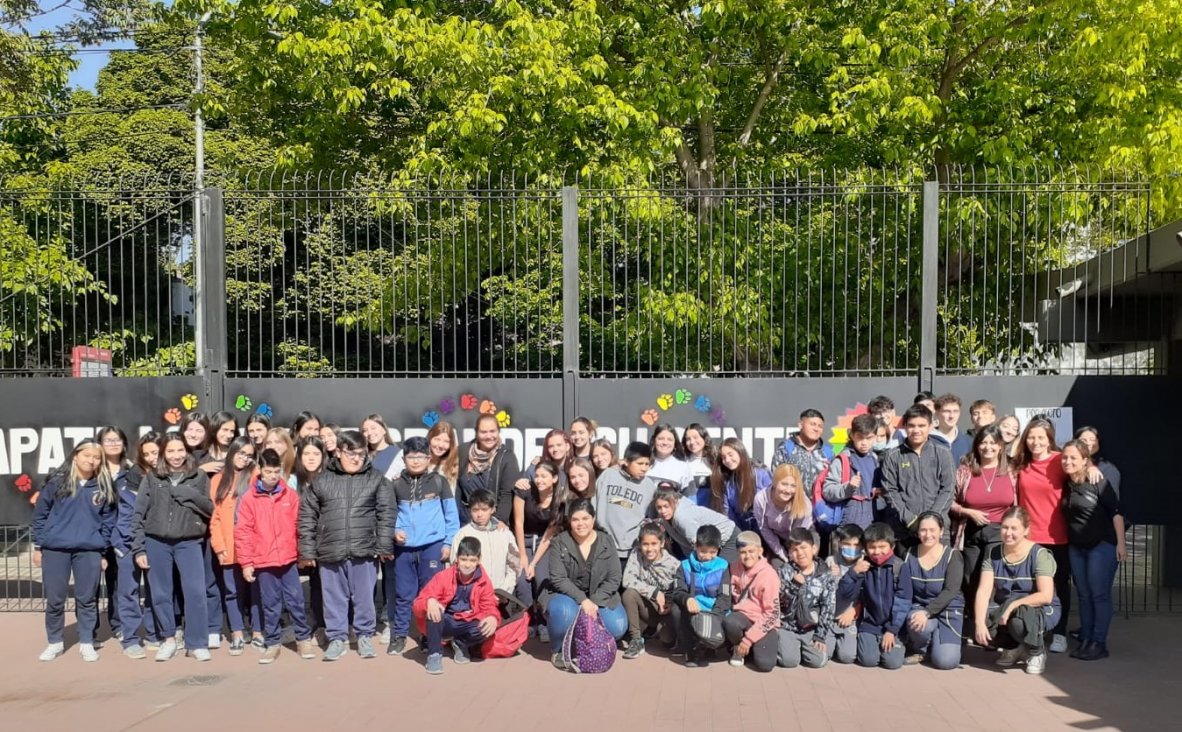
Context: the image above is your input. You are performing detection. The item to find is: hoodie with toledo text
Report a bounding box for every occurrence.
[593,466,657,558]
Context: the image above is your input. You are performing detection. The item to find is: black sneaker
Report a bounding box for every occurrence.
[387,636,407,656]
[685,650,702,668]
[623,638,645,660]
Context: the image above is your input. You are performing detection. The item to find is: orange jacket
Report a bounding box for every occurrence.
[209,468,256,565]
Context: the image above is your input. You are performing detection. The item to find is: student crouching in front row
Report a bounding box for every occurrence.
[776,528,836,669]
[666,525,732,668]
[837,522,906,670]
[724,531,781,672]
[414,536,501,675]
[621,522,682,659]
[131,433,215,662]
[32,440,117,662]
[235,449,317,664]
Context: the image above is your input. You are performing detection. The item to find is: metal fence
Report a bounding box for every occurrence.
[0,166,1159,379]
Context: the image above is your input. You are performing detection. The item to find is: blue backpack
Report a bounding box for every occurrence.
[811,453,851,532]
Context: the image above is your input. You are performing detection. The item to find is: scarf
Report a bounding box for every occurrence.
[467,440,500,475]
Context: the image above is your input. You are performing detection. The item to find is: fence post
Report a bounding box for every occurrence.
[919,180,939,393]
[201,188,227,410]
[562,185,580,424]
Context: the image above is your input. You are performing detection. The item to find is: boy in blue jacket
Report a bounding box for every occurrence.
[387,437,460,656]
[666,525,733,668]
[836,522,911,670]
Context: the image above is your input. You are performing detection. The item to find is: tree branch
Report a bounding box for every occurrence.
[739,54,784,146]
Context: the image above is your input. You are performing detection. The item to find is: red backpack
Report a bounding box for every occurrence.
[811,453,851,532]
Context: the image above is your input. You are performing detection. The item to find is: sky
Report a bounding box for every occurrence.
[24,4,144,91]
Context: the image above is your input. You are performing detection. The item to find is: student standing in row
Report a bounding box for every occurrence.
[594,443,658,567]
[708,438,770,533]
[115,433,162,658]
[132,434,214,662]
[33,441,117,662]
[457,414,521,524]
[880,405,956,548]
[95,426,130,643]
[648,423,694,497]
[209,437,262,655]
[771,410,834,492]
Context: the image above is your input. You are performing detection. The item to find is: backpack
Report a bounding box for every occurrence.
[811,453,851,532]
[558,608,617,674]
[480,590,530,659]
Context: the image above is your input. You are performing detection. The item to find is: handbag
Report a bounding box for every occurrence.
[690,610,726,649]
[558,608,617,674]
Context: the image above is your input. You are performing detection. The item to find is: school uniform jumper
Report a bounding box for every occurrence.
[900,547,965,669]
[984,543,1062,652]
[32,475,117,645]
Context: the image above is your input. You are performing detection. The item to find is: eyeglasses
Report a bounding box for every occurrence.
[101,438,123,446]
[405,454,430,462]
[341,450,366,460]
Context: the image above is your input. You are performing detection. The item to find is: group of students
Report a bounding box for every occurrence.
[29,392,1124,676]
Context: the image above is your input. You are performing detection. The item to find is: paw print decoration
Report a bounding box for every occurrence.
[694,395,711,413]
[181,393,199,411]
[422,410,441,428]
[235,395,253,411]
[675,389,693,405]
[479,400,497,416]
[164,407,183,425]
[460,394,477,410]
[496,410,511,428]
[438,397,456,415]
[640,409,660,426]
[710,408,727,426]
[15,475,32,493]
[255,403,274,419]
[656,394,674,411]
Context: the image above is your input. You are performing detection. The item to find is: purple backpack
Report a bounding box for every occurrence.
[559,609,617,674]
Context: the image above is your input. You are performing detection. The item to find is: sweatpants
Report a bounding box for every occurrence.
[220,565,262,635]
[721,612,777,672]
[1047,544,1071,636]
[42,548,102,645]
[902,611,962,670]
[300,565,324,631]
[320,558,378,642]
[426,615,486,656]
[257,564,311,647]
[855,630,905,669]
[621,588,674,642]
[390,541,445,637]
[116,550,158,649]
[202,540,224,636]
[777,628,830,668]
[828,623,857,663]
[145,537,209,650]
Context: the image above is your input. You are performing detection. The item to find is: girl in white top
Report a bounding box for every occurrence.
[647,423,695,498]
[681,423,717,500]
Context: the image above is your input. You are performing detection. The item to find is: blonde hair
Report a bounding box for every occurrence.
[55,442,116,505]
[771,463,812,521]
[264,428,295,478]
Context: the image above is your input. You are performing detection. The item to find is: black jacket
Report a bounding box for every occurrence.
[131,467,213,556]
[544,530,622,610]
[456,440,520,525]
[298,455,394,563]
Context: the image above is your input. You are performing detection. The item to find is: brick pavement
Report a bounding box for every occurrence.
[0,612,1175,731]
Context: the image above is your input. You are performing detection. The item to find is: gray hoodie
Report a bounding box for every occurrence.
[593,466,657,558]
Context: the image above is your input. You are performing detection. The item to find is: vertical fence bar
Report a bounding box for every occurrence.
[562,185,580,422]
[202,188,227,407]
[920,180,939,391]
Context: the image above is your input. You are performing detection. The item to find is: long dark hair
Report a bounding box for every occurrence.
[1015,417,1060,471]
[540,429,574,473]
[649,423,687,461]
[291,410,322,438]
[134,431,164,473]
[965,424,1010,477]
[215,436,256,504]
[208,411,240,459]
[681,423,717,466]
[154,433,197,478]
[710,437,758,514]
[532,461,566,528]
[294,436,327,490]
[179,412,212,453]
[95,425,131,471]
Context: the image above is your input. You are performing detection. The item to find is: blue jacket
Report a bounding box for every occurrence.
[32,475,117,552]
[836,556,911,637]
[113,466,144,556]
[697,467,772,533]
[676,553,732,613]
[392,470,460,549]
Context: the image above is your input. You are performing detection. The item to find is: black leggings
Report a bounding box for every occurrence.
[722,612,777,672]
[1047,544,1071,636]
[962,522,1001,597]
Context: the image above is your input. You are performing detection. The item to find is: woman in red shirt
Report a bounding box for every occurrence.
[951,425,1017,596]
[1014,417,1100,653]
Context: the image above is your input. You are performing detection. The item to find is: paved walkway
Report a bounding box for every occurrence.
[0,612,1176,731]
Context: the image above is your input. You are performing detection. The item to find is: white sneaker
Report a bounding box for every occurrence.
[175,628,185,650]
[155,640,178,662]
[39,642,65,662]
[538,625,550,644]
[79,643,99,662]
[379,627,391,646]
[995,648,1025,667]
[729,649,744,667]
[207,634,223,649]
[190,648,212,662]
[1049,634,1068,653]
[1025,651,1047,675]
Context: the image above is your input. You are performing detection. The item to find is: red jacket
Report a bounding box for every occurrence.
[234,478,300,570]
[413,566,500,631]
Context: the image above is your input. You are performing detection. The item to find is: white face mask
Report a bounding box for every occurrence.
[457,564,477,578]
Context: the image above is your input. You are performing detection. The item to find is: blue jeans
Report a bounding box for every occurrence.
[1069,541,1119,644]
[390,541,445,636]
[145,538,208,649]
[545,594,627,651]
